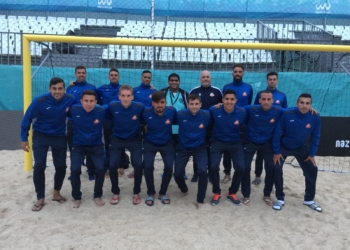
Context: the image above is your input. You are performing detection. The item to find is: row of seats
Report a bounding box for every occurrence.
[2,15,350,40]
[101,45,273,63]
[266,23,350,40]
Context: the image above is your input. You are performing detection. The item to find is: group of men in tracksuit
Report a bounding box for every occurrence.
[21,64,322,213]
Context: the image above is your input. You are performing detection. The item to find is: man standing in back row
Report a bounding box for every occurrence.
[221,64,253,184]
[133,70,157,108]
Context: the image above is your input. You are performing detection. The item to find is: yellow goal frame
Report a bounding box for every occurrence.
[23,34,350,171]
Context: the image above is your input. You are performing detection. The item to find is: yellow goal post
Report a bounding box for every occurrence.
[22,34,350,171]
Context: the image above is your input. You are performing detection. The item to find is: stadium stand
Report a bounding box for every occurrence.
[0,14,349,69]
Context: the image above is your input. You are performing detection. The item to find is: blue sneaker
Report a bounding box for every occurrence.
[68,176,71,181]
[184,174,187,180]
[88,174,95,181]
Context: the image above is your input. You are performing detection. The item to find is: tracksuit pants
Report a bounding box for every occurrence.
[241,140,274,198]
[109,134,143,195]
[70,144,105,200]
[143,140,175,196]
[67,120,95,175]
[210,140,245,195]
[274,145,318,201]
[174,144,208,203]
[32,130,67,200]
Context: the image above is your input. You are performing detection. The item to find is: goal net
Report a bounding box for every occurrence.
[24,34,350,173]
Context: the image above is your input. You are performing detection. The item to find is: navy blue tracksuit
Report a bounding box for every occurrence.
[96,82,128,171]
[21,93,74,200]
[133,83,157,108]
[66,80,98,175]
[253,88,288,177]
[272,108,321,202]
[108,101,145,195]
[69,105,106,200]
[142,106,177,196]
[190,85,222,174]
[222,80,253,175]
[174,109,211,203]
[209,105,247,195]
[241,105,283,198]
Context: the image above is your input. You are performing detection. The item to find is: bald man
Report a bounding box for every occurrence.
[189,70,223,182]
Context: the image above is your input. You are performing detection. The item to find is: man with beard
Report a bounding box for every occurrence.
[272,93,322,212]
[189,70,222,183]
[142,91,177,206]
[220,64,253,184]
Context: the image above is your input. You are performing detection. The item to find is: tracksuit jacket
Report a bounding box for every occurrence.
[69,105,106,146]
[223,80,253,107]
[142,106,177,146]
[209,105,247,143]
[272,108,321,156]
[21,93,74,142]
[108,101,145,139]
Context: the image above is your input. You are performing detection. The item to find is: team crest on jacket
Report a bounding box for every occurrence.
[165,119,171,124]
[242,92,247,96]
[94,119,100,124]
[276,100,280,104]
[270,118,275,123]
[65,107,69,112]
[305,123,311,128]
[210,93,215,97]
[234,120,239,125]
[132,115,137,120]
[199,123,204,128]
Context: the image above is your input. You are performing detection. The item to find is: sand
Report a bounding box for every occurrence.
[0,150,349,250]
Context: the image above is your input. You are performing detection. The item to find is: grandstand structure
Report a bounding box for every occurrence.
[0,12,350,72]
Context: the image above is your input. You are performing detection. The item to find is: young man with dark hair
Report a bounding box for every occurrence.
[133,70,157,108]
[69,90,106,208]
[142,91,177,206]
[209,89,247,206]
[189,70,222,183]
[240,90,283,206]
[174,94,211,209]
[161,73,189,179]
[160,73,188,142]
[108,85,145,205]
[221,64,253,184]
[66,66,97,181]
[21,77,74,211]
[272,93,322,212]
[252,71,288,185]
